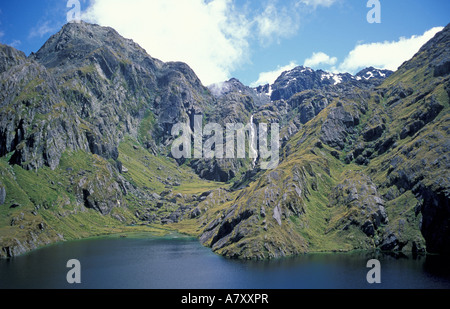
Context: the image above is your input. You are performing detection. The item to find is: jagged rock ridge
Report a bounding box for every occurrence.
[1,22,449,260]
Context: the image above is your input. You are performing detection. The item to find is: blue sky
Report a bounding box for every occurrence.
[0,0,448,86]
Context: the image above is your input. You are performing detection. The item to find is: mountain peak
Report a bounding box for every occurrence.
[32,21,159,70]
[277,66,313,79]
[0,43,27,74]
[208,78,246,97]
[252,65,394,101]
[1,21,449,261]
[399,23,450,77]
[355,67,393,81]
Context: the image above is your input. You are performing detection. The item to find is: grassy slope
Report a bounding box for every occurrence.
[172,54,449,258]
[1,31,448,259]
[367,52,449,252]
[172,95,376,258]
[0,135,228,257]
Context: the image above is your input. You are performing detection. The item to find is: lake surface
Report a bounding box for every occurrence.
[1,233,450,289]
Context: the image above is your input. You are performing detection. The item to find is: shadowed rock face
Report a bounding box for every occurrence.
[0,44,27,73]
[0,21,218,232]
[1,22,449,259]
[0,182,5,205]
[327,172,388,238]
[196,24,450,258]
[1,21,215,172]
[254,65,393,102]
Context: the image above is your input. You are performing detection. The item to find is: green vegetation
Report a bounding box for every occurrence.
[0,134,229,257]
[1,22,448,259]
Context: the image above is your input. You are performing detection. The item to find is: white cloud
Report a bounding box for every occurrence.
[250,61,298,87]
[304,52,337,68]
[338,27,444,74]
[255,3,300,45]
[82,0,332,85]
[8,40,21,49]
[83,0,252,86]
[81,0,344,85]
[29,20,59,39]
[299,0,337,8]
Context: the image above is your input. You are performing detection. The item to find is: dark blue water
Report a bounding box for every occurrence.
[1,234,450,289]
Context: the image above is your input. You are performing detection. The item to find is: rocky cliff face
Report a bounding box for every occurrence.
[34,21,215,155]
[0,44,27,73]
[1,22,217,172]
[0,22,218,257]
[193,24,450,258]
[1,22,449,259]
[255,66,393,102]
